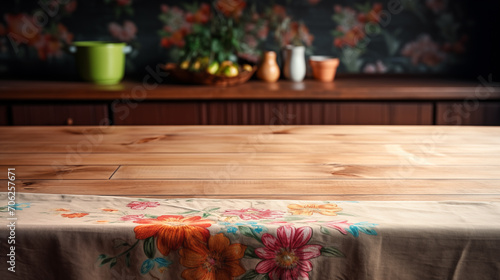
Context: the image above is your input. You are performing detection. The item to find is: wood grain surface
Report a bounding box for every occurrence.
[1,125,499,200]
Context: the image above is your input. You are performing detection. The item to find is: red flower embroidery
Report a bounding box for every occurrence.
[255,226,322,279]
[126,201,160,210]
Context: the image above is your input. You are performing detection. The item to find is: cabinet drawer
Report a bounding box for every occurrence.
[12,104,109,125]
[436,102,500,125]
[0,105,8,125]
[113,102,203,125]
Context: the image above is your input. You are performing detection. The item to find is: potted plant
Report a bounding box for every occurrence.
[167,3,256,86]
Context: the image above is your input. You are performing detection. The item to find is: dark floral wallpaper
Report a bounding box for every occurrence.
[0,0,498,80]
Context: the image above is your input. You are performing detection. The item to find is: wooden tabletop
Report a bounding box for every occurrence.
[2,77,500,101]
[1,125,500,201]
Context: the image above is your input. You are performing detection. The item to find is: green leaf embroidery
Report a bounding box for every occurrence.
[97,254,107,261]
[240,269,261,280]
[320,226,330,235]
[109,258,118,268]
[113,239,130,248]
[202,213,211,218]
[244,246,258,259]
[144,237,156,259]
[238,226,262,243]
[179,210,200,215]
[125,252,131,267]
[337,213,354,217]
[283,216,306,221]
[100,258,112,266]
[321,247,345,258]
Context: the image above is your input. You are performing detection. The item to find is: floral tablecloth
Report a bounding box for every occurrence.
[1,193,500,280]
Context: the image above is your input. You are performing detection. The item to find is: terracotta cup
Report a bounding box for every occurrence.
[309,56,340,82]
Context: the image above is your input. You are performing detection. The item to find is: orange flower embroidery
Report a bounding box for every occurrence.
[96,220,110,224]
[180,233,246,280]
[61,213,89,218]
[54,208,70,212]
[133,215,213,256]
[287,203,342,216]
[101,208,119,213]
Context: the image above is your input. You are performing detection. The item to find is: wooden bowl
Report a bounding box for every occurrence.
[164,63,256,87]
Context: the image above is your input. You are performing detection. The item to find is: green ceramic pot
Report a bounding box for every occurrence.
[69,41,132,85]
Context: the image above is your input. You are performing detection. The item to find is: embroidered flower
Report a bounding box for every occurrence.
[61,213,89,218]
[133,215,213,256]
[287,203,342,216]
[101,208,119,213]
[53,208,70,212]
[323,220,350,235]
[126,201,160,210]
[120,214,145,221]
[223,208,285,220]
[180,233,246,279]
[255,226,322,279]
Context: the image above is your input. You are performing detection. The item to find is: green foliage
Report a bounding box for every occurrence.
[143,236,156,259]
[240,270,264,280]
[244,246,259,258]
[180,9,244,64]
[321,247,345,258]
[238,226,263,243]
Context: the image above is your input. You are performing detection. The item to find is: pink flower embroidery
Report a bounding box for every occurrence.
[120,214,145,221]
[126,201,160,210]
[323,220,350,235]
[223,208,285,220]
[267,220,317,226]
[255,226,322,279]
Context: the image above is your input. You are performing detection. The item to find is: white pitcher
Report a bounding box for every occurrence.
[283,45,306,82]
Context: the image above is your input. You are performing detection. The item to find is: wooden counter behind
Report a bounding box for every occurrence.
[2,77,500,101]
[1,77,500,125]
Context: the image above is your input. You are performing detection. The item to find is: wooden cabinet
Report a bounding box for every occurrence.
[113,102,203,125]
[11,103,109,125]
[0,105,8,125]
[1,79,499,126]
[436,102,500,125]
[112,101,434,125]
[295,101,433,125]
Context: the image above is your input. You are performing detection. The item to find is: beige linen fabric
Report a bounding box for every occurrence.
[0,193,499,279]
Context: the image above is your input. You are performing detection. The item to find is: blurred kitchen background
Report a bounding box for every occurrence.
[1,0,499,81]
